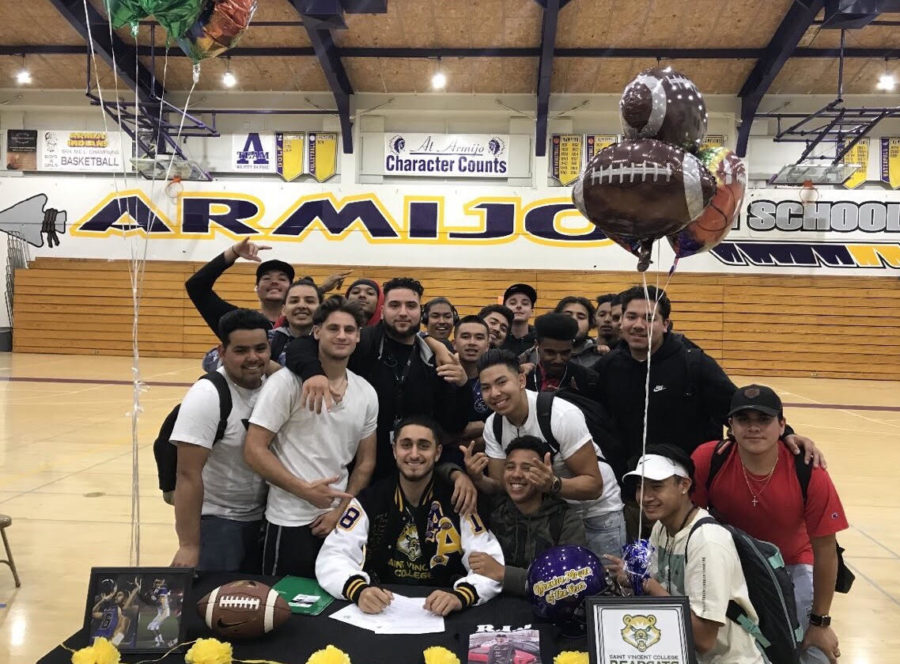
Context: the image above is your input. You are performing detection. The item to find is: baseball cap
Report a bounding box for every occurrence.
[728,384,783,418]
[256,259,295,284]
[503,283,537,306]
[622,454,690,483]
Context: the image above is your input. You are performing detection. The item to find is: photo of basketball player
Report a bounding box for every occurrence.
[88,577,140,648]
[84,567,193,654]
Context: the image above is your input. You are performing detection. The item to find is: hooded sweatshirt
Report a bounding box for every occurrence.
[488,494,586,596]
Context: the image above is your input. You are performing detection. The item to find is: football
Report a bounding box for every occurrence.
[620,67,708,152]
[197,580,291,639]
[572,138,716,241]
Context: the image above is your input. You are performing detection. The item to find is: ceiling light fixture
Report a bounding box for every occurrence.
[431,57,446,90]
[16,55,31,85]
[222,58,236,88]
[877,58,895,91]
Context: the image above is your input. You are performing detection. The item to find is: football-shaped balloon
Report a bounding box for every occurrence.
[620,67,708,152]
[667,147,746,259]
[197,580,290,639]
[527,546,609,636]
[573,138,716,241]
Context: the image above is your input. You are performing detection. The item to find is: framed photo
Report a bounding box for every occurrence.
[586,596,696,664]
[467,628,542,664]
[83,567,194,654]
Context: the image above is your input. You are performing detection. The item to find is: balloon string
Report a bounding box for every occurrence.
[636,245,677,540]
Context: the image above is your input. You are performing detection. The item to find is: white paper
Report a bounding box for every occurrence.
[329,593,445,634]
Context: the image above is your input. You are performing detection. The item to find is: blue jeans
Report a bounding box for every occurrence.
[582,510,626,560]
[198,515,262,573]
[788,564,830,664]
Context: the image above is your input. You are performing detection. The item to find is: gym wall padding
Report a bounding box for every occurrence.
[13,257,900,380]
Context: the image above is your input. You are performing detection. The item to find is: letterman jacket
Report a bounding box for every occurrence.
[316,473,503,608]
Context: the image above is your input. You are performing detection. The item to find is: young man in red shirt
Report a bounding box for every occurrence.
[691,385,847,664]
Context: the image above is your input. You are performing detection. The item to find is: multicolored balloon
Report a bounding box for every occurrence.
[177,0,258,62]
[667,147,746,260]
[572,138,717,271]
[108,0,205,41]
[526,545,610,635]
[620,67,709,153]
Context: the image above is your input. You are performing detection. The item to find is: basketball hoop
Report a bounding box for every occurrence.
[798,179,819,205]
[165,176,184,201]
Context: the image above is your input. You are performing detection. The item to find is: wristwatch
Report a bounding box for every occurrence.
[808,613,831,627]
[550,475,562,495]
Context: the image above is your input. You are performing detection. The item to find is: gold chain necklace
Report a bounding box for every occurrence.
[740,456,778,507]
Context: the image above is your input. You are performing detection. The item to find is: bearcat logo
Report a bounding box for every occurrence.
[621,614,661,652]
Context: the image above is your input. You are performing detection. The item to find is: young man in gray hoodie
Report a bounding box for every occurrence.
[468,436,585,595]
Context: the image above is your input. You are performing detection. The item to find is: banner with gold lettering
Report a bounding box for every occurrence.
[307,132,338,183]
[276,132,305,182]
[700,134,725,150]
[550,134,583,186]
[842,138,869,189]
[585,134,618,162]
[882,138,900,189]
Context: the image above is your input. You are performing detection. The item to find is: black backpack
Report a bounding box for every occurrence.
[153,372,232,498]
[707,439,854,593]
[685,515,803,664]
[491,390,626,479]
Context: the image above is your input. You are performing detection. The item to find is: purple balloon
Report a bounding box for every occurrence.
[526,546,609,634]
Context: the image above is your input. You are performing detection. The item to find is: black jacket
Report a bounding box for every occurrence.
[524,359,599,396]
[284,324,472,478]
[185,253,248,335]
[591,332,736,458]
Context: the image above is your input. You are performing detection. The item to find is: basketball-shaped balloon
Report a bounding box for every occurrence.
[667,147,746,259]
[572,138,716,242]
[620,67,708,152]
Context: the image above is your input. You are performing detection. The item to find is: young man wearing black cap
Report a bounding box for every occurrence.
[501,283,538,357]
[607,446,764,663]
[186,237,346,334]
[692,385,847,664]
[345,278,383,327]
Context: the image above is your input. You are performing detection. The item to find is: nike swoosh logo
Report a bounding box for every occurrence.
[215,617,252,629]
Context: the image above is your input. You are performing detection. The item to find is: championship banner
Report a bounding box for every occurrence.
[232,132,276,173]
[585,134,618,161]
[307,132,338,183]
[550,134,583,186]
[842,137,869,189]
[275,132,305,182]
[38,130,131,173]
[882,138,900,189]
[383,133,509,178]
[701,134,725,150]
[7,129,37,171]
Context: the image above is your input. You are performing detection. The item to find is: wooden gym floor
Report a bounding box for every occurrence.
[0,352,897,664]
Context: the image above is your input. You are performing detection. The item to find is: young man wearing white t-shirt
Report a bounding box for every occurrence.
[462,349,625,559]
[171,309,272,573]
[607,446,764,664]
[245,296,378,577]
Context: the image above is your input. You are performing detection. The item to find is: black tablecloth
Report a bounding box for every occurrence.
[40,574,587,663]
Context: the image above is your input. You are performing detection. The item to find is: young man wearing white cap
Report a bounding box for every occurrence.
[607,444,764,664]
[692,385,847,664]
